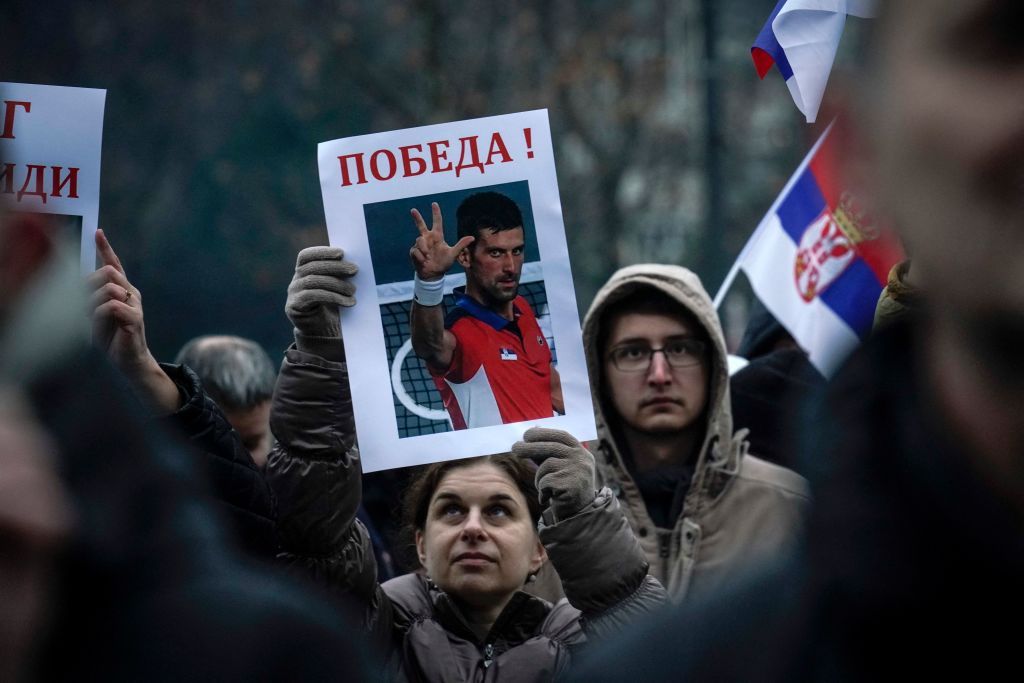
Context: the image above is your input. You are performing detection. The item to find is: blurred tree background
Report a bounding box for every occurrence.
[3,0,813,362]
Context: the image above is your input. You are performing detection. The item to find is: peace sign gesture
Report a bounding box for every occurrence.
[409,202,475,281]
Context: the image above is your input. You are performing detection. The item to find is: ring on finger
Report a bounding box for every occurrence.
[123,288,132,303]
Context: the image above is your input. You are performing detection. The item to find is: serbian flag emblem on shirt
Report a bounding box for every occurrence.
[735,125,903,375]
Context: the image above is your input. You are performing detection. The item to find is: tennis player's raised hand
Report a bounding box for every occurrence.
[409,202,475,281]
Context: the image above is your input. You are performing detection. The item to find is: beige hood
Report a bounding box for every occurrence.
[582,264,743,502]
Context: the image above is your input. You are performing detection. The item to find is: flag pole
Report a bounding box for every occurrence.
[713,120,835,312]
[713,258,742,310]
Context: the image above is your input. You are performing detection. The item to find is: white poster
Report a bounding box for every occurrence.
[0,82,106,273]
[318,110,596,472]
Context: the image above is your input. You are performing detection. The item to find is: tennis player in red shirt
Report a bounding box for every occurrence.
[409,192,563,430]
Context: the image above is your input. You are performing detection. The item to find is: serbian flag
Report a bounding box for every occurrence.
[752,0,877,123]
[729,125,903,375]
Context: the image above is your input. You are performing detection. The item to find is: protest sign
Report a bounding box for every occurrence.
[0,82,106,273]
[318,110,596,471]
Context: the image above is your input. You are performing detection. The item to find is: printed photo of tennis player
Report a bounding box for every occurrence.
[320,110,595,470]
[365,181,559,438]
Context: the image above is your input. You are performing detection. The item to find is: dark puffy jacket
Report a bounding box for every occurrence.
[159,362,277,559]
[26,348,375,680]
[265,346,666,682]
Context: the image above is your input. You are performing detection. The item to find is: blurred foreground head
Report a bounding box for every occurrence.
[863,1,1024,313]
[851,1,1024,502]
[0,210,53,323]
[0,210,88,383]
[0,210,78,680]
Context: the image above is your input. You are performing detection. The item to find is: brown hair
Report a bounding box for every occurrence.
[597,287,707,361]
[398,455,541,569]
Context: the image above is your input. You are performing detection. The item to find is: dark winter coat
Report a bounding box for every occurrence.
[24,347,374,680]
[159,362,278,559]
[266,345,666,682]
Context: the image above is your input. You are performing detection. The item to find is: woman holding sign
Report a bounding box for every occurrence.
[267,246,665,681]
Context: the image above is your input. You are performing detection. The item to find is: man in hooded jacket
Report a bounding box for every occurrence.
[569,2,1024,678]
[582,264,809,599]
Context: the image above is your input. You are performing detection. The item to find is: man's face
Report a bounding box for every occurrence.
[602,311,709,435]
[869,1,1024,316]
[459,227,525,307]
[223,401,272,468]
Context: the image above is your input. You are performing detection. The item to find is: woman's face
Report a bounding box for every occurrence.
[415,461,546,610]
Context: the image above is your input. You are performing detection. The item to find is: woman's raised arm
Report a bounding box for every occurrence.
[265,247,390,637]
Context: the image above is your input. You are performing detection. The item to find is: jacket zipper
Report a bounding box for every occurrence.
[658,533,671,559]
[483,642,494,668]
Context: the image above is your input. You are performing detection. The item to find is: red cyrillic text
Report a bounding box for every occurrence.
[0,163,14,194]
[335,130,526,187]
[454,136,484,177]
[51,166,79,198]
[16,164,48,203]
[427,140,452,173]
[0,101,31,139]
[400,144,427,177]
[485,132,512,166]
[0,162,82,203]
[338,153,369,186]
[369,149,397,181]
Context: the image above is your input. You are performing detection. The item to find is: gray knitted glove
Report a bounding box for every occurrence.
[512,427,596,523]
[285,247,358,360]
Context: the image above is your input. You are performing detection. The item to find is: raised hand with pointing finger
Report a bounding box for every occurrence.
[86,229,180,414]
[87,229,145,364]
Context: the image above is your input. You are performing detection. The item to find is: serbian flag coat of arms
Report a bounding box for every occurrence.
[732,125,903,375]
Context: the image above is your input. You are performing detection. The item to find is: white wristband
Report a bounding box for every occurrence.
[413,274,445,306]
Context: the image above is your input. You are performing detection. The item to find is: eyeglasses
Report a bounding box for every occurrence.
[607,339,707,372]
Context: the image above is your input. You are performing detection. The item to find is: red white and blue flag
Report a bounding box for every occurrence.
[752,0,877,123]
[725,125,903,375]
